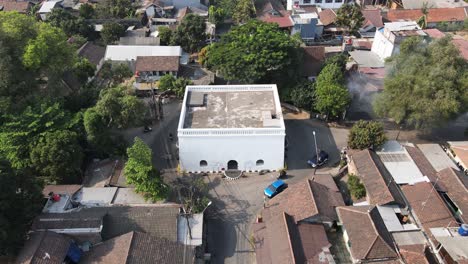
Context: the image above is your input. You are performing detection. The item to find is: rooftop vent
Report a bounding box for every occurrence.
[262,111,281,127]
[187,92,206,107]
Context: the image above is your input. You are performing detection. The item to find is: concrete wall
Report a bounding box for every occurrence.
[287,0,345,10]
[178,133,285,172]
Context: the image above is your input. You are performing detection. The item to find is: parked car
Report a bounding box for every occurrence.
[264,180,287,198]
[307,150,329,168]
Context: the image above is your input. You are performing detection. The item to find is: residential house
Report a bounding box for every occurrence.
[0,0,33,13]
[16,231,82,264]
[104,45,187,80]
[359,9,383,38]
[84,158,126,187]
[302,46,325,80]
[347,149,405,206]
[286,0,349,11]
[253,212,335,264]
[336,206,399,263]
[371,21,426,59]
[430,227,468,264]
[158,0,207,10]
[448,141,468,174]
[255,0,294,30]
[77,42,106,75]
[400,0,467,9]
[437,168,468,224]
[119,36,160,46]
[417,144,459,173]
[265,176,345,228]
[385,8,467,28]
[318,8,345,38]
[291,11,321,43]
[401,182,458,243]
[80,231,196,264]
[392,231,433,264]
[405,145,444,191]
[176,5,208,21]
[38,0,62,21]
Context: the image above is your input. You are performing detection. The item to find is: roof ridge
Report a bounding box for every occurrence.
[125,231,136,262]
[444,167,468,193]
[338,206,371,215]
[364,209,396,259]
[306,179,319,217]
[363,235,380,259]
[282,212,297,264]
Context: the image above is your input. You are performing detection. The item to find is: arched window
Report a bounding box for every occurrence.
[256,159,264,166]
[227,160,238,170]
[200,160,208,167]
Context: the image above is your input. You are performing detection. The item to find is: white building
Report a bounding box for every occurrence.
[177,85,285,173]
[286,0,347,10]
[371,21,426,59]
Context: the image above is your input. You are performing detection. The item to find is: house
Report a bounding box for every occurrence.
[359,9,383,38]
[371,21,426,59]
[376,141,429,185]
[255,0,293,29]
[385,8,467,28]
[417,144,459,173]
[437,168,468,224]
[0,0,33,13]
[405,145,444,190]
[401,182,458,243]
[135,56,180,81]
[177,85,285,173]
[77,42,106,75]
[448,141,468,174]
[302,46,325,80]
[16,231,82,264]
[253,212,335,264]
[80,231,196,264]
[336,206,399,263]
[347,149,405,206]
[400,0,467,9]
[291,12,321,42]
[38,0,62,21]
[392,231,433,264]
[264,176,345,228]
[84,158,127,187]
[286,0,349,11]
[119,36,160,46]
[104,45,187,76]
[318,9,344,37]
[430,227,468,264]
[176,6,208,21]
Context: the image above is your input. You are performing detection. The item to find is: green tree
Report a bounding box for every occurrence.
[73,58,96,83]
[79,3,95,19]
[158,74,176,91]
[232,0,254,24]
[335,3,364,36]
[0,161,43,256]
[417,3,429,29]
[101,22,126,44]
[158,26,173,45]
[124,137,168,201]
[290,80,315,110]
[172,77,192,98]
[323,53,348,72]
[47,9,93,37]
[347,174,366,199]
[315,63,350,119]
[205,20,302,84]
[374,36,468,128]
[214,0,237,18]
[96,0,135,18]
[348,120,387,150]
[100,62,133,86]
[209,6,225,26]
[30,130,84,184]
[173,14,206,53]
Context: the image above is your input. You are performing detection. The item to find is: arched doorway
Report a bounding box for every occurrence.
[227,160,238,170]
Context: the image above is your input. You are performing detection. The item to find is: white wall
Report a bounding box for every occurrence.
[179,133,285,172]
[287,0,346,10]
[371,29,395,59]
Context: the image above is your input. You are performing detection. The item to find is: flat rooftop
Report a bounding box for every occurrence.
[181,85,283,129]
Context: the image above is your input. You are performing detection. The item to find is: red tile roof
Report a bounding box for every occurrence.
[319,9,337,26]
[256,0,293,28]
[386,8,467,23]
[0,0,32,13]
[437,167,468,224]
[452,37,468,61]
[336,206,398,262]
[262,16,293,28]
[401,182,458,242]
[423,28,446,39]
[399,244,430,264]
[362,9,384,28]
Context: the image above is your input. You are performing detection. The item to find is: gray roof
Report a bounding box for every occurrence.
[32,208,106,230]
[119,37,160,46]
[401,0,466,9]
[417,144,459,172]
[349,50,384,68]
[16,231,72,264]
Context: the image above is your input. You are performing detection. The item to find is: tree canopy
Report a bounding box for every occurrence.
[101,22,126,44]
[348,120,387,150]
[335,3,365,36]
[290,80,315,110]
[232,0,254,24]
[158,26,173,46]
[374,36,468,128]
[124,137,168,201]
[96,0,135,18]
[204,20,302,84]
[174,14,206,53]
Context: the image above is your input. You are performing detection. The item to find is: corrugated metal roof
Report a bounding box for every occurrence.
[38,0,61,13]
[417,144,459,172]
[105,45,181,61]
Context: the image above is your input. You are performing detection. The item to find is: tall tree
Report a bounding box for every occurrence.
[173,14,206,53]
[374,36,468,128]
[205,20,302,84]
[101,22,126,44]
[232,0,254,24]
[0,161,43,256]
[96,0,135,18]
[30,130,84,184]
[315,63,350,119]
[335,3,364,36]
[158,26,173,46]
[124,137,168,201]
[79,3,95,19]
[290,80,315,110]
[73,58,96,83]
[348,120,387,150]
[208,6,225,26]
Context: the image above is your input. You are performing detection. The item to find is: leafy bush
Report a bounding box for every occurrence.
[348,120,386,150]
[348,174,366,199]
